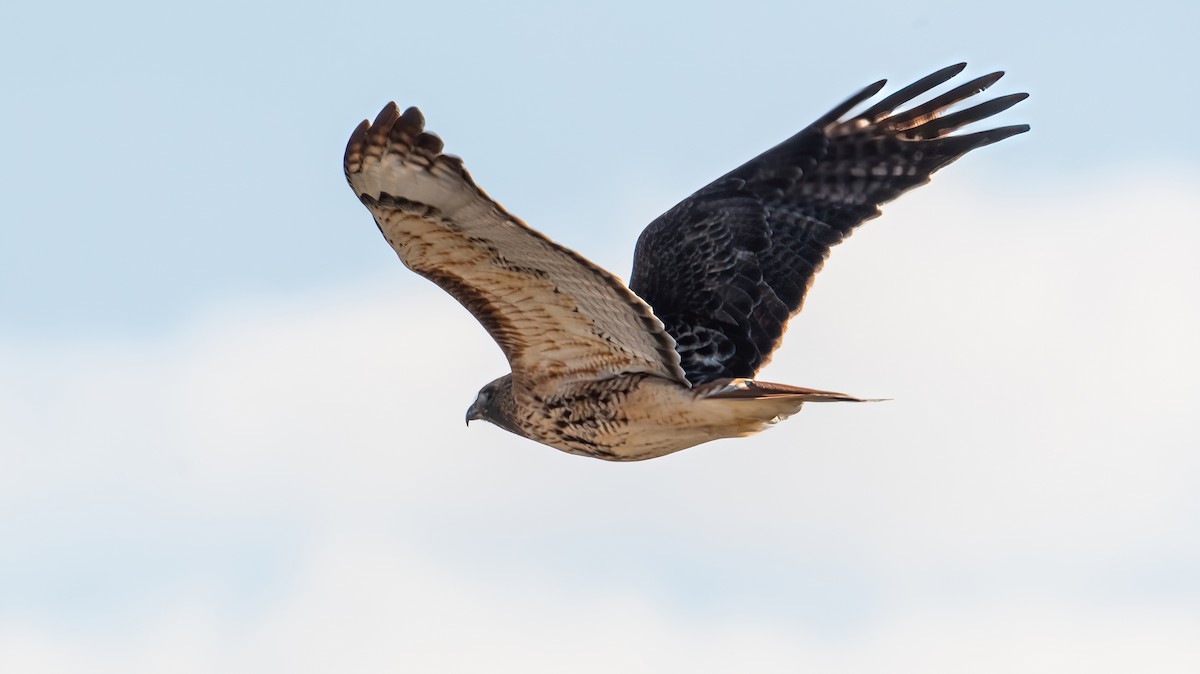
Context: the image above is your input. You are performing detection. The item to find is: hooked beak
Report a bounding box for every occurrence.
[465,401,484,427]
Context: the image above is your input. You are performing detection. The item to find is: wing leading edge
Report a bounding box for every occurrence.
[346,104,688,395]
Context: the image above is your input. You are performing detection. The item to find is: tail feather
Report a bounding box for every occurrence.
[698,378,885,403]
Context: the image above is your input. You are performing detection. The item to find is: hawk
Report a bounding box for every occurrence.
[344,64,1027,461]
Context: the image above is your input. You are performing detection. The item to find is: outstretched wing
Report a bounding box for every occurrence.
[630,63,1028,384]
[346,104,688,395]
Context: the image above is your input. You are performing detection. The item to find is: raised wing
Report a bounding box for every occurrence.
[346,104,688,396]
[630,64,1028,384]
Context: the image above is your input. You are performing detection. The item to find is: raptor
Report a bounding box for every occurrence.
[344,64,1027,461]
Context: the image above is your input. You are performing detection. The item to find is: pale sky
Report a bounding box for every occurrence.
[2,1,1199,671]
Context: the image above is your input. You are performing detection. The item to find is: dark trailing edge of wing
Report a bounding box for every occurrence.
[629,65,1028,386]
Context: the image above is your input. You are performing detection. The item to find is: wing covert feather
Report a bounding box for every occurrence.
[346,104,687,394]
[630,65,1028,384]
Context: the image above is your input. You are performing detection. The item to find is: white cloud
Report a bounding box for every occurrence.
[1,172,1198,671]
[3,538,1199,673]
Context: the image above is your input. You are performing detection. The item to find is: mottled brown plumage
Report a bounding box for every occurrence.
[344,65,1028,461]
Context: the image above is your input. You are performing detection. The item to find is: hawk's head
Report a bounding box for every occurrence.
[466,373,522,437]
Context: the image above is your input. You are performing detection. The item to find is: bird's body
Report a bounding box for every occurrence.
[468,373,864,461]
[344,64,1028,461]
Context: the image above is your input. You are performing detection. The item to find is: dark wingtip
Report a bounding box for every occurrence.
[940,62,969,78]
[976,71,1006,91]
[951,123,1031,152]
[347,103,428,183]
[347,119,369,150]
[344,119,371,181]
[816,78,888,126]
[857,63,973,122]
[373,102,401,128]
[414,131,444,154]
[984,123,1032,146]
[400,105,424,130]
[980,92,1031,119]
[906,92,1031,138]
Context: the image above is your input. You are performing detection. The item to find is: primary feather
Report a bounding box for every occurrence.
[630,63,1028,384]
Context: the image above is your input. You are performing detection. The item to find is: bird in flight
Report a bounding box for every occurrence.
[344,63,1027,461]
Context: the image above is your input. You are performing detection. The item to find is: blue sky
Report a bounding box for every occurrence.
[2,0,1197,337]
[2,1,1199,671]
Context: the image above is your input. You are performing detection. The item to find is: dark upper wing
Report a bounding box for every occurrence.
[629,64,1028,384]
